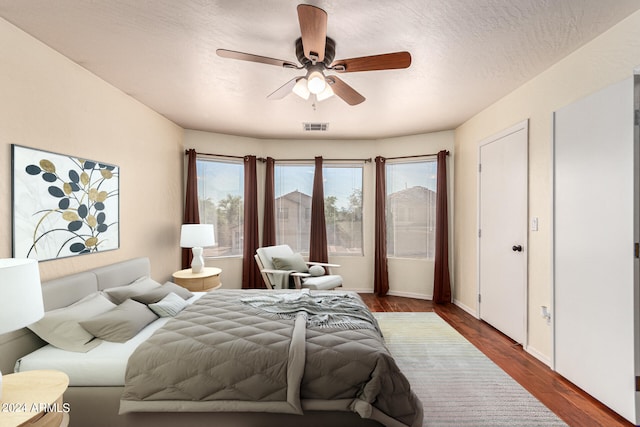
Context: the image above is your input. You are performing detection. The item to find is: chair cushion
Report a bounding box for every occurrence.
[271,253,309,273]
[302,275,343,290]
[256,245,295,270]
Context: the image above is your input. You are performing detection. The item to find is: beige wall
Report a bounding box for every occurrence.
[454,10,640,363]
[0,18,184,282]
[184,129,454,298]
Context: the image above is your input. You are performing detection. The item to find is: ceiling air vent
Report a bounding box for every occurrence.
[303,123,329,132]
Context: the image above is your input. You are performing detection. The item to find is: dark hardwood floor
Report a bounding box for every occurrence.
[360,294,632,427]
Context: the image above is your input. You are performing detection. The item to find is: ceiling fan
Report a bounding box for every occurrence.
[216,4,412,106]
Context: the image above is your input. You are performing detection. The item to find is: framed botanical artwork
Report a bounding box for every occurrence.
[12,145,120,261]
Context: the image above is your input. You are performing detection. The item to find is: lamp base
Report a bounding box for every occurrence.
[191,247,204,274]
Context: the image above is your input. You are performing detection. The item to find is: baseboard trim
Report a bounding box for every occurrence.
[346,288,376,294]
[387,290,432,300]
[453,299,478,317]
[524,345,552,367]
[349,289,432,301]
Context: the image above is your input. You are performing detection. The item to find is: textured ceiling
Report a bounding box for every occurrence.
[0,0,639,139]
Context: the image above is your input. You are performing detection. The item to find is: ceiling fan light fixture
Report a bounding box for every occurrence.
[316,83,334,101]
[292,78,311,100]
[307,70,326,94]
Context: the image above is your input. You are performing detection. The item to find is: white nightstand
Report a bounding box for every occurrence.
[172,267,222,292]
[0,369,69,427]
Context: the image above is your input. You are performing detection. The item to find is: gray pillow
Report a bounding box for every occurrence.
[103,276,162,304]
[79,299,158,343]
[132,281,194,304]
[148,292,188,317]
[272,253,309,273]
[28,292,115,352]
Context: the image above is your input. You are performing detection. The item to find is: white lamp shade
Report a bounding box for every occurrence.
[292,78,311,100]
[316,84,334,101]
[307,71,326,94]
[180,224,215,248]
[0,259,44,335]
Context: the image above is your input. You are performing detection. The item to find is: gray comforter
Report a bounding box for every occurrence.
[120,290,423,427]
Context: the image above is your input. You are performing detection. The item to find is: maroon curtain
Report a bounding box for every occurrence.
[374,156,389,296]
[309,156,328,263]
[242,155,263,289]
[262,157,276,247]
[182,149,200,269]
[433,150,451,303]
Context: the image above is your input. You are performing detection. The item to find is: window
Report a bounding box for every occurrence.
[274,163,363,255]
[274,164,313,253]
[323,165,363,255]
[196,158,244,257]
[386,160,437,259]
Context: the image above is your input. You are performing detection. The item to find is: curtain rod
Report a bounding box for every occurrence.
[383,150,449,160]
[186,150,371,163]
[186,149,449,162]
[272,157,371,163]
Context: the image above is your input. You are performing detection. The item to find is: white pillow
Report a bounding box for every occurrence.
[28,293,115,352]
[148,292,188,317]
[308,265,325,276]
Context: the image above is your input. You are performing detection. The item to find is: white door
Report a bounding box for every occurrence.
[478,120,528,344]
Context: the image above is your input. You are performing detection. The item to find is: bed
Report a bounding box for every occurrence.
[0,257,423,427]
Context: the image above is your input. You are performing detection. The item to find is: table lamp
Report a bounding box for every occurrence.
[0,258,44,399]
[180,224,215,273]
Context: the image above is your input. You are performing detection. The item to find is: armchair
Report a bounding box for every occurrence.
[255,245,342,290]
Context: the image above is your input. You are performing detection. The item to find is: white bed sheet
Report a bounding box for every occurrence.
[15,292,204,386]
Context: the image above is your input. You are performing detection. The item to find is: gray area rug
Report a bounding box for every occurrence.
[374,312,567,427]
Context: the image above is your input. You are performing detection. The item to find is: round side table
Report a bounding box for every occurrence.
[0,369,69,427]
[172,267,222,292]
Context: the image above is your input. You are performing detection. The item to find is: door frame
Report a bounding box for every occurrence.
[476,119,529,346]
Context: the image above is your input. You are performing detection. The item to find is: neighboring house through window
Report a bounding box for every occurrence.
[386,159,437,259]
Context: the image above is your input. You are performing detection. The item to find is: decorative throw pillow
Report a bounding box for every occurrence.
[103,276,162,304]
[132,282,194,304]
[79,299,158,343]
[148,292,189,317]
[271,253,309,273]
[28,292,116,352]
[308,265,325,276]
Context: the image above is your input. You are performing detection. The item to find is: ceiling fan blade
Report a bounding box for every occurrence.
[331,51,412,73]
[326,76,365,106]
[267,77,302,100]
[216,49,299,69]
[297,4,327,62]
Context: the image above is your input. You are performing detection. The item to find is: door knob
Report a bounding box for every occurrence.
[512,245,523,252]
